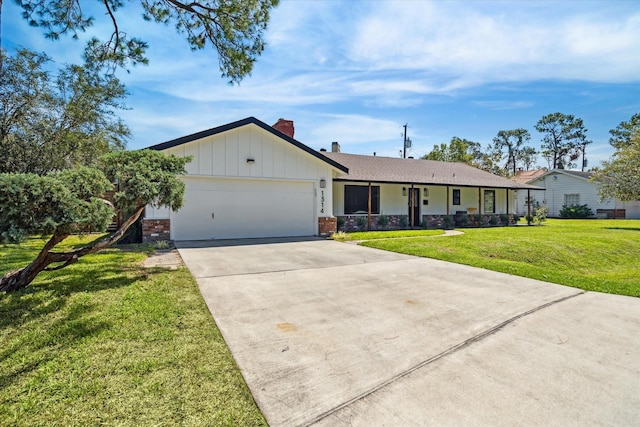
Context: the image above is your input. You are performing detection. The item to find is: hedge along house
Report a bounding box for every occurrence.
[322,147,542,231]
[143,117,347,242]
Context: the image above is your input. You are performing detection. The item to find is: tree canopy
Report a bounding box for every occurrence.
[0,150,190,292]
[11,0,280,80]
[593,131,640,202]
[491,128,534,175]
[609,113,640,150]
[423,137,481,164]
[535,112,590,170]
[0,48,129,174]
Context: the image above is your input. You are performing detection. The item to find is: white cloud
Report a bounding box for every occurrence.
[472,101,534,111]
[347,1,640,84]
[307,114,403,149]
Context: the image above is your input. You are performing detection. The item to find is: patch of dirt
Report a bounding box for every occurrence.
[143,249,184,270]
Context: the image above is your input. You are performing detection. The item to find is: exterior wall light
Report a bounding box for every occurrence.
[320,179,326,188]
[402,187,407,196]
[246,158,255,164]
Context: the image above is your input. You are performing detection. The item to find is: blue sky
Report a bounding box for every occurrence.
[3,0,640,169]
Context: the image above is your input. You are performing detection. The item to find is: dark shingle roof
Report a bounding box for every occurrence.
[323,152,541,189]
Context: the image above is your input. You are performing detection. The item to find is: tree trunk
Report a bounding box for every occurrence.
[0,205,145,292]
[0,233,68,292]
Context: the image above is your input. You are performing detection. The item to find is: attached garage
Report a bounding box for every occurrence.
[172,177,315,240]
[142,117,347,241]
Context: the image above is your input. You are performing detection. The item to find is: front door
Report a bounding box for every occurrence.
[408,188,420,227]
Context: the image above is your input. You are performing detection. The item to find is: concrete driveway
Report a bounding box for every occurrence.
[176,238,640,426]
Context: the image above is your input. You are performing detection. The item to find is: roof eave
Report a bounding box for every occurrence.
[334,177,544,190]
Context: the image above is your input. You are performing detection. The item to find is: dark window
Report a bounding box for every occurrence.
[452,189,461,205]
[344,185,380,214]
[484,190,495,213]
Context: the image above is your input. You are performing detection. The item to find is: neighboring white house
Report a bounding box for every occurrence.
[514,169,640,218]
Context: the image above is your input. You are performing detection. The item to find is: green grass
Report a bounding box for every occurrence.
[0,236,266,426]
[359,219,640,297]
[332,229,444,241]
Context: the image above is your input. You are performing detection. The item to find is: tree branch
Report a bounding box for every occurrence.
[43,256,78,271]
[102,0,120,55]
[47,205,146,261]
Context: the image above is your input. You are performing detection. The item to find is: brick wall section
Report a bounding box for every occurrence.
[142,219,171,243]
[338,214,517,231]
[318,217,337,237]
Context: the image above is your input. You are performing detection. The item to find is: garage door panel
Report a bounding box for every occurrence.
[173,178,315,240]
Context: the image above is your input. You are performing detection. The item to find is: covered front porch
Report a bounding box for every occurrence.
[333,181,518,231]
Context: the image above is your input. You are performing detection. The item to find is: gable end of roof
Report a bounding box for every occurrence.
[145,117,348,173]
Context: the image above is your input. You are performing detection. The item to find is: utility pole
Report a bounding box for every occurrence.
[402,124,411,159]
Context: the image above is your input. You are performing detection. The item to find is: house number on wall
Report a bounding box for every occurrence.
[320,190,325,214]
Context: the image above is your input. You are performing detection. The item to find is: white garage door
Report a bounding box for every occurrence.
[172,178,316,240]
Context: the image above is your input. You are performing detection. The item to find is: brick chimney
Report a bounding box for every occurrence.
[331,141,340,153]
[272,118,294,138]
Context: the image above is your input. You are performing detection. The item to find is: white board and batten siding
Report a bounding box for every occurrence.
[145,123,336,240]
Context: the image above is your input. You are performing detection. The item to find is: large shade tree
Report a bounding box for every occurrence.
[5,0,280,80]
[423,136,482,164]
[609,113,640,150]
[491,128,534,176]
[0,48,129,174]
[535,112,590,170]
[0,150,190,292]
[592,131,640,202]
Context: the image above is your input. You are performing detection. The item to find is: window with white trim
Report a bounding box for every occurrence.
[564,193,580,206]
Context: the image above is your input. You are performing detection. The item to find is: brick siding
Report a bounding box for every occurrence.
[318,217,337,237]
[142,219,171,243]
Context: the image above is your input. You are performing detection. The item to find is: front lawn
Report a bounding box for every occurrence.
[333,229,444,241]
[0,236,266,426]
[359,219,640,297]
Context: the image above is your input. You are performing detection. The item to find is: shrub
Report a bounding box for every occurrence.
[513,214,520,223]
[442,215,454,229]
[336,216,345,230]
[377,213,389,228]
[356,216,367,230]
[489,215,498,226]
[473,213,483,226]
[533,205,549,224]
[331,231,348,241]
[525,214,534,225]
[420,219,428,229]
[456,213,470,226]
[559,204,594,218]
[154,240,169,250]
[399,215,408,228]
[499,214,509,225]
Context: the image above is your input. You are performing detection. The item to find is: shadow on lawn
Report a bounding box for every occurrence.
[0,302,112,379]
[0,250,155,390]
[605,227,640,232]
